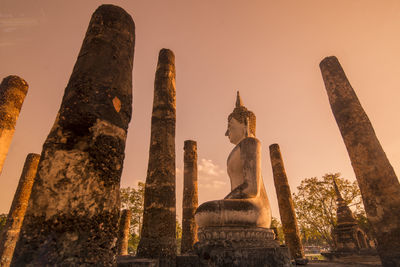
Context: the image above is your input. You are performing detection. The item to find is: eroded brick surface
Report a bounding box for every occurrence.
[136,49,177,266]
[0,153,39,267]
[0,76,28,174]
[118,209,132,256]
[320,56,400,267]
[181,140,198,254]
[11,5,135,266]
[269,144,304,260]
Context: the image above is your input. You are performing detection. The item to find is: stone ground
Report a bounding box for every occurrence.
[117,255,383,267]
[307,255,382,267]
[308,262,381,267]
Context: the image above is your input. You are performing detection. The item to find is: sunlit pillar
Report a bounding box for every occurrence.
[320,56,400,266]
[137,49,177,266]
[11,5,135,266]
[269,144,305,261]
[117,209,132,256]
[0,153,40,267]
[0,76,28,175]
[181,140,198,254]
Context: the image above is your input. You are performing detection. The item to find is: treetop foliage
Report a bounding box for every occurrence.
[120,182,182,254]
[292,173,369,249]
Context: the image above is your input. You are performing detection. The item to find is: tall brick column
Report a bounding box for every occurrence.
[137,49,177,266]
[320,56,400,266]
[0,76,28,175]
[11,5,135,266]
[181,140,198,254]
[117,209,132,256]
[0,153,40,267]
[269,144,304,261]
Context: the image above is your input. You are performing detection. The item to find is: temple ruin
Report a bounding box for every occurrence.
[331,178,369,252]
[11,5,135,266]
[2,3,400,266]
[320,56,400,266]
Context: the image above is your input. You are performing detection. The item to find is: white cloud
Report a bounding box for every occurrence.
[198,158,225,179]
[198,158,228,189]
[0,16,43,46]
[0,17,40,33]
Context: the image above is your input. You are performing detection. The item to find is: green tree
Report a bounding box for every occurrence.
[120,183,184,255]
[270,217,285,245]
[176,219,182,254]
[120,182,145,254]
[293,173,366,249]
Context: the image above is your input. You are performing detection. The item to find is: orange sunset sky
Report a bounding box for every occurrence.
[1,0,400,221]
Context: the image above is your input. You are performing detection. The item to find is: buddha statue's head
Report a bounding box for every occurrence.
[225,92,256,145]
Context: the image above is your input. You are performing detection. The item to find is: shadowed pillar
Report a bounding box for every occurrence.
[11,5,135,266]
[0,76,28,175]
[117,209,132,256]
[137,49,176,266]
[320,56,400,267]
[181,140,198,254]
[0,153,40,267]
[269,144,305,261]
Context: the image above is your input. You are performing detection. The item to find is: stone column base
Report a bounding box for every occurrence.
[195,227,291,267]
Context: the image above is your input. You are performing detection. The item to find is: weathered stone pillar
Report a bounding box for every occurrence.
[0,153,40,267]
[11,5,135,266]
[137,49,176,266]
[117,209,132,256]
[0,76,28,175]
[181,140,198,254]
[269,144,305,261]
[320,56,400,267]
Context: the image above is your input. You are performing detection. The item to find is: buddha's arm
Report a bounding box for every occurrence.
[240,137,260,197]
[224,183,247,199]
[224,137,260,199]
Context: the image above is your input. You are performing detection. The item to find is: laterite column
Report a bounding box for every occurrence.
[269,144,304,261]
[320,56,400,266]
[181,140,198,254]
[137,49,177,266]
[0,76,28,175]
[11,5,135,266]
[0,153,40,267]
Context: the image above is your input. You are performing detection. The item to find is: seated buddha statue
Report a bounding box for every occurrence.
[195,92,272,229]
